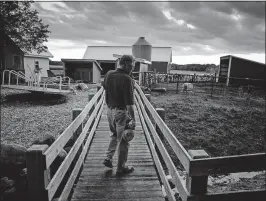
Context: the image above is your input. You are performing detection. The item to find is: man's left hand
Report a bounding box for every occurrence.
[127,120,136,130]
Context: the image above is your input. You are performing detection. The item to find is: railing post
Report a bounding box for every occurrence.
[26,145,50,201]
[88,88,98,115]
[155,108,165,137]
[186,149,209,195]
[88,90,95,102]
[145,94,151,117]
[145,94,151,102]
[72,108,83,142]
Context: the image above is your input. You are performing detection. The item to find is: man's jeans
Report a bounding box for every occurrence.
[106,107,130,172]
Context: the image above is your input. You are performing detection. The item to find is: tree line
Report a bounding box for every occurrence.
[171,63,219,73]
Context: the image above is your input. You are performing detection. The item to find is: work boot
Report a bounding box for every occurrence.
[116,166,134,177]
[103,158,113,168]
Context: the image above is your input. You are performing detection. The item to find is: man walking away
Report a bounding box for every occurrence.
[102,54,136,176]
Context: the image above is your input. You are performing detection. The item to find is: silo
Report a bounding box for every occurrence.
[132,37,152,61]
[132,37,152,86]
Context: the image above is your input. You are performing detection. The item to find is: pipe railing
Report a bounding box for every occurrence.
[2,70,26,85]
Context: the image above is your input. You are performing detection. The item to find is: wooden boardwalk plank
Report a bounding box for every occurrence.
[71,106,164,201]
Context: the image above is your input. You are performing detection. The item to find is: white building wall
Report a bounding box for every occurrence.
[92,62,101,83]
[24,57,49,81]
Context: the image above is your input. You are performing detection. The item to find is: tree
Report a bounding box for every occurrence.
[0,1,50,53]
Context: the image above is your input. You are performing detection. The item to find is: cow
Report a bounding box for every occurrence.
[182,83,194,95]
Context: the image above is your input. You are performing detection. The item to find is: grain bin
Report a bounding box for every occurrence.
[132,37,152,86]
[132,37,152,61]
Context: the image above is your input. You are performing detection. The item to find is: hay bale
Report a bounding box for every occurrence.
[32,134,55,147]
[76,83,88,91]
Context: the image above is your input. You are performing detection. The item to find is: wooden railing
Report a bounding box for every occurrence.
[26,87,105,201]
[134,83,266,201]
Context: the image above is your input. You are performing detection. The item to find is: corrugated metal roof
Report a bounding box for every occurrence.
[83,46,172,62]
[25,49,54,58]
[221,55,265,65]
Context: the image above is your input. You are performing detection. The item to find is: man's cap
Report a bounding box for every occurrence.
[119,55,135,67]
[123,129,135,142]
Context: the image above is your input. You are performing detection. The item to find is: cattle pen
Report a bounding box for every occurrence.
[136,71,265,99]
[24,83,266,201]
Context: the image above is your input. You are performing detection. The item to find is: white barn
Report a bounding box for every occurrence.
[82,46,172,74]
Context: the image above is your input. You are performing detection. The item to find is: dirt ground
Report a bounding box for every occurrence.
[149,86,265,193]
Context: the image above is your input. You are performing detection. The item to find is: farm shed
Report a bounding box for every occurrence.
[61,59,102,83]
[49,60,64,77]
[218,55,265,86]
[24,49,54,81]
[82,45,172,75]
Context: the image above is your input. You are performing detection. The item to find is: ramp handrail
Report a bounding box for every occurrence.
[134,83,266,201]
[26,87,104,201]
[2,69,26,85]
[43,76,71,91]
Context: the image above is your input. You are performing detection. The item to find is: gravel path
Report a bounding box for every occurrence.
[1,88,91,148]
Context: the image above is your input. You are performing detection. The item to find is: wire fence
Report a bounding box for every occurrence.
[133,71,265,99]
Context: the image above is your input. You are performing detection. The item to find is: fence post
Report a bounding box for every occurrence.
[210,75,215,97]
[176,81,179,94]
[156,108,165,139]
[26,144,50,201]
[186,149,209,195]
[72,108,83,141]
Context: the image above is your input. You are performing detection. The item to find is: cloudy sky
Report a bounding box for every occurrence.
[32,1,265,64]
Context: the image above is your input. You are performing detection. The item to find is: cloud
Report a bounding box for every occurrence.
[32,1,265,63]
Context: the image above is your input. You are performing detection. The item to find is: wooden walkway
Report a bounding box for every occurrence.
[71,106,165,201]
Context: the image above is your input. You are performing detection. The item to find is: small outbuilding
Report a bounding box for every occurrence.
[218,55,265,86]
[0,33,54,82]
[24,49,54,81]
[61,59,102,83]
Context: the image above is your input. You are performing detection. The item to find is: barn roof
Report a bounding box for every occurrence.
[221,55,265,66]
[25,49,54,58]
[83,46,172,62]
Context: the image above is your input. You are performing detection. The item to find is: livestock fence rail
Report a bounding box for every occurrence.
[133,71,265,98]
[26,87,105,201]
[134,83,266,201]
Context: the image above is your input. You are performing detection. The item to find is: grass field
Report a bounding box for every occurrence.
[149,85,265,193]
[150,88,265,157]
